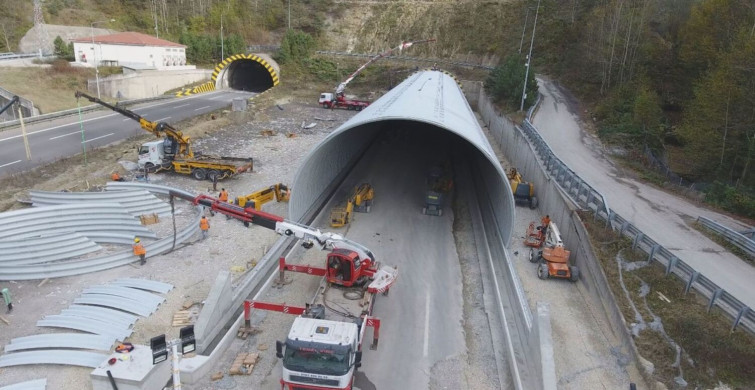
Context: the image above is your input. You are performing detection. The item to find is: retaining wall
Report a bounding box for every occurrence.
[0,87,36,121]
[90,69,213,99]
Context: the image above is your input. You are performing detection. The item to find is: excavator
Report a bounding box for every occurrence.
[170,190,398,289]
[508,167,538,209]
[235,183,290,210]
[74,91,253,181]
[330,183,374,227]
[527,220,579,282]
[319,38,435,110]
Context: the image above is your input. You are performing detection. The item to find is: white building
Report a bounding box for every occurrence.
[72,31,188,70]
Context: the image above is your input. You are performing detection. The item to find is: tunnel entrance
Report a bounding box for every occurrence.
[227,59,274,92]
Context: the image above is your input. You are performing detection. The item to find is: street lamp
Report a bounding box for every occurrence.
[520,0,540,112]
[91,18,115,99]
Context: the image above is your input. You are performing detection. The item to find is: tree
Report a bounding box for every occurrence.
[485,54,538,109]
[278,29,314,64]
[633,85,663,149]
[53,36,73,61]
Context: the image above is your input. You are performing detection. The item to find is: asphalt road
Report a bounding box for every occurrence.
[531,77,755,310]
[0,89,254,177]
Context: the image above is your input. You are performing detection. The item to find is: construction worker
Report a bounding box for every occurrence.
[132,237,146,265]
[111,171,125,182]
[1,288,12,313]
[219,188,229,202]
[540,215,551,236]
[200,216,210,240]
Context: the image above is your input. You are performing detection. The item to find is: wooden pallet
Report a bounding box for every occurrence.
[229,352,259,375]
[172,310,192,327]
[237,325,261,340]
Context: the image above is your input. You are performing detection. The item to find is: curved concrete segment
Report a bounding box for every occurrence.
[290,70,515,245]
[212,53,280,92]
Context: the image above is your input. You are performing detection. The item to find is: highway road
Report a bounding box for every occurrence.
[532,77,755,310]
[0,89,254,177]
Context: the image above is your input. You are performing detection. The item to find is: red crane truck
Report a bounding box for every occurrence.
[172,192,398,390]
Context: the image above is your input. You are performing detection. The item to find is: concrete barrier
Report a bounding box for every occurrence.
[91,69,213,99]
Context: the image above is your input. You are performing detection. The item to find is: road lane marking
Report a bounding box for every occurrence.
[0,113,118,143]
[155,117,171,122]
[122,118,131,121]
[50,130,82,140]
[423,291,430,358]
[174,103,190,108]
[84,133,114,143]
[193,105,211,111]
[0,160,21,168]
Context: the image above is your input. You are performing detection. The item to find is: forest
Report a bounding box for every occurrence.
[0,0,753,216]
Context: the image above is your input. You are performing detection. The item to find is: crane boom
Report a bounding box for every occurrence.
[74,91,194,159]
[334,38,436,96]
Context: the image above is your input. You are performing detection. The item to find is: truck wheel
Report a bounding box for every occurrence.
[191,168,207,180]
[537,262,549,280]
[366,205,371,213]
[207,170,220,182]
[530,196,538,209]
[529,249,538,263]
[356,105,363,111]
[422,207,427,215]
[569,266,580,282]
[144,162,155,172]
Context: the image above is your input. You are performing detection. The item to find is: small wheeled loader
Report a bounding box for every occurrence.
[526,221,579,282]
[422,165,452,217]
[508,168,538,209]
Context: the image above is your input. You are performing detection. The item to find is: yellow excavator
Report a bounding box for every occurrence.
[508,167,538,209]
[235,183,290,210]
[330,183,374,227]
[74,91,252,181]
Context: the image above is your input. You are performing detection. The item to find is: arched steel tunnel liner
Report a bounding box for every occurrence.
[212,53,280,92]
[289,70,515,246]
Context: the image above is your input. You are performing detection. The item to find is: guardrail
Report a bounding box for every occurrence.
[697,216,755,258]
[315,50,494,70]
[519,117,754,334]
[0,94,173,130]
[247,45,280,52]
[0,52,41,61]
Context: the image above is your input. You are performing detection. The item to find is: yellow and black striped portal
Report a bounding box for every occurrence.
[212,54,280,87]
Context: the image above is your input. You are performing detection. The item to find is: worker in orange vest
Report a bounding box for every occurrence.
[219,188,229,202]
[111,172,124,181]
[132,237,146,265]
[540,215,551,236]
[200,216,210,240]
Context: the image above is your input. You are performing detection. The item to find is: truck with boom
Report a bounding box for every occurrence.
[171,192,398,390]
[75,91,253,181]
[319,38,435,110]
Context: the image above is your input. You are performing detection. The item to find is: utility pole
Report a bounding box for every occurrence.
[518,8,530,54]
[288,0,291,29]
[91,19,114,99]
[520,0,540,112]
[220,14,224,59]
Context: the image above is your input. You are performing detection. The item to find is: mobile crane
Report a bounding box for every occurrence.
[330,183,374,228]
[527,221,579,282]
[235,183,290,210]
[319,38,435,110]
[170,191,397,390]
[74,91,253,181]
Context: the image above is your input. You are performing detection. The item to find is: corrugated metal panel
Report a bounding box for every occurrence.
[36,316,132,339]
[0,351,106,368]
[5,334,115,352]
[289,70,515,243]
[30,189,172,217]
[0,233,101,264]
[82,285,165,307]
[73,295,155,317]
[64,305,139,325]
[109,278,173,294]
[57,310,135,329]
[0,378,47,390]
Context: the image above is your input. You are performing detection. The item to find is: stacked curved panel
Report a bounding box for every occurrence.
[30,189,172,217]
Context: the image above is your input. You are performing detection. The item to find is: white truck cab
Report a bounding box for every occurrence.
[319,93,334,105]
[277,317,362,389]
[137,140,166,168]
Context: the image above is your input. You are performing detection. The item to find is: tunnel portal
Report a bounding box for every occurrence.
[212,54,280,92]
[289,70,516,246]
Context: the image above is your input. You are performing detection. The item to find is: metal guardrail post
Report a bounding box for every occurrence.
[632,233,644,250]
[665,256,678,276]
[685,271,700,294]
[647,244,659,263]
[708,289,723,312]
[732,307,751,332]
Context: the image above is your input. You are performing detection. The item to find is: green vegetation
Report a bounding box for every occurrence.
[179,31,245,66]
[0,63,94,113]
[485,54,537,110]
[53,36,74,61]
[581,211,755,388]
[278,29,314,65]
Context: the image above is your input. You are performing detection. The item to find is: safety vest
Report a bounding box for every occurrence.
[111,172,120,181]
[219,191,229,202]
[200,218,210,231]
[132,243,146,256]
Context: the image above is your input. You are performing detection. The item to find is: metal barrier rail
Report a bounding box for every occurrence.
[0,52,41,61]
[520,118,754,334]
[315,50,494,70]
[697,216,755,258]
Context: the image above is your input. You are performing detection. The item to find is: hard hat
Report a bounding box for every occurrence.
[134,238,140,243]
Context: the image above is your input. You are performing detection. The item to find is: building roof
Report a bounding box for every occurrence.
[72,32,185,48]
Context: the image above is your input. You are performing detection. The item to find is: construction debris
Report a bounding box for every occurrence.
[237,324,261,340]
[0,315,9,325]
[139,213,159,225]
[229,352,260,375]
[211,372,224,381]
[172,310,193,327]
[260,129,275,136]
